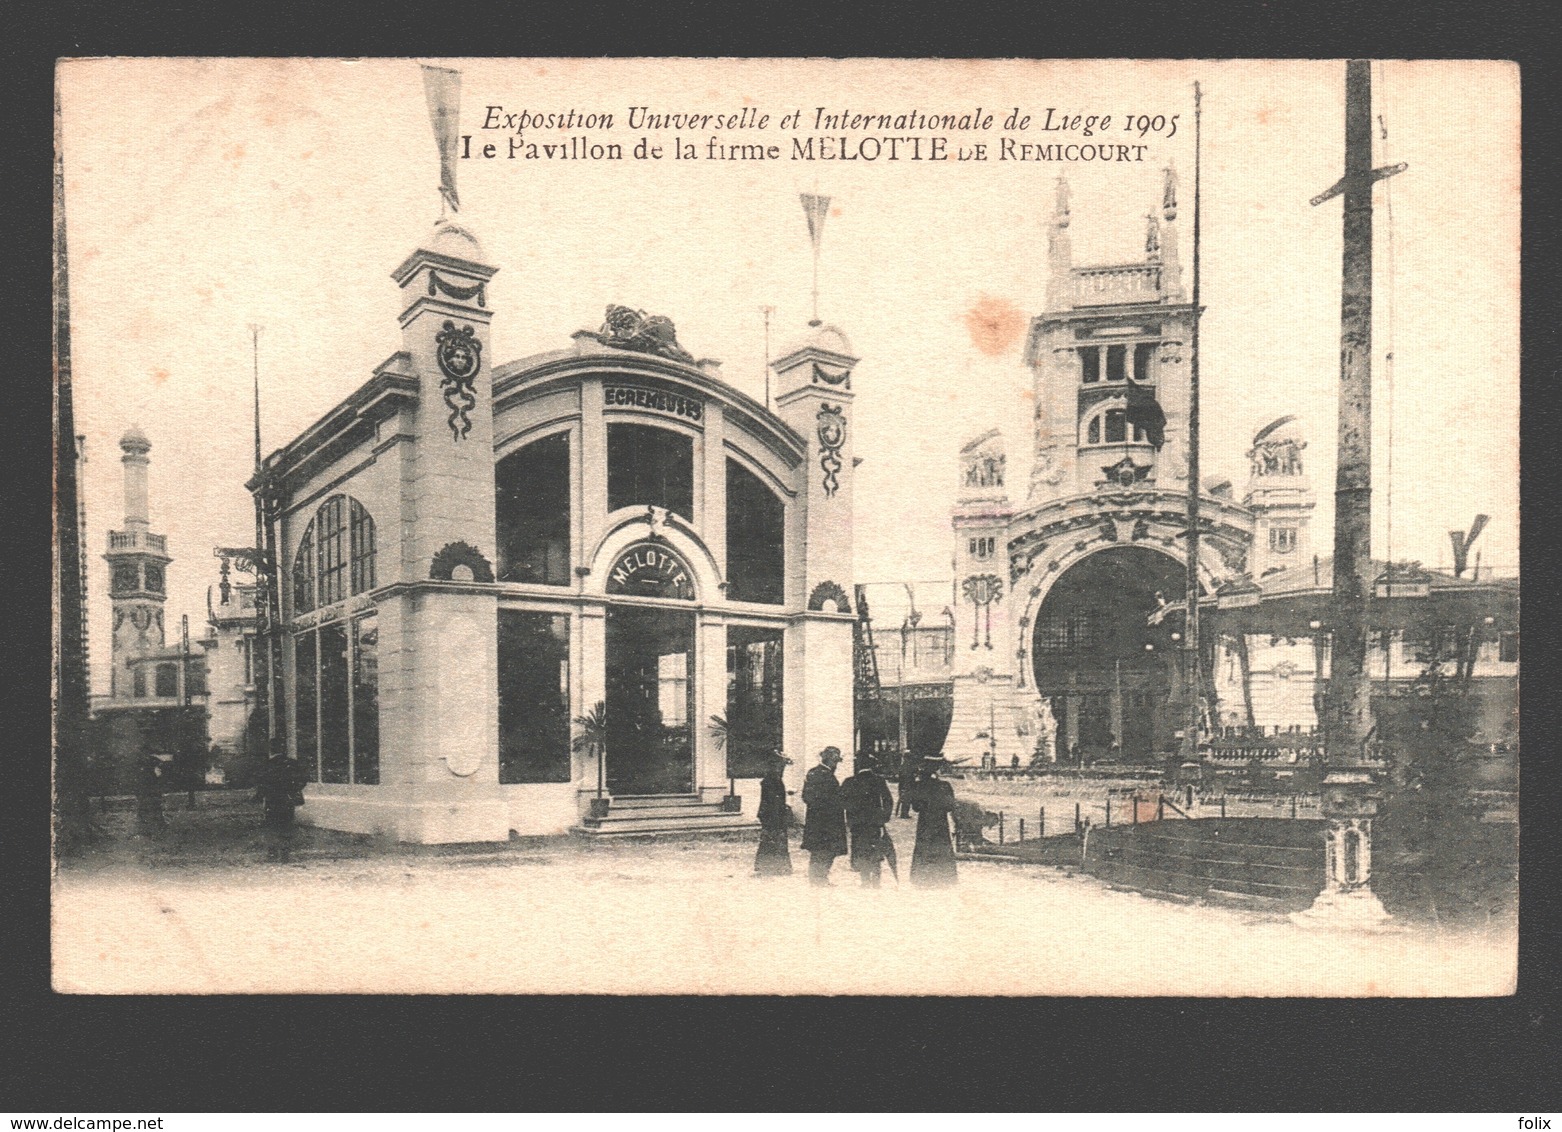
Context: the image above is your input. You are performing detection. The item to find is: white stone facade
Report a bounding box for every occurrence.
[263,223,859,842]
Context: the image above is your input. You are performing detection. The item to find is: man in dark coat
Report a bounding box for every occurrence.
[255,750,306,862]
[800,746,847,886]
[841,756,895,887]
[753,751,794,877]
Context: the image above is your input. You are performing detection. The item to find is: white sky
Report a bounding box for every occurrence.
[58,59,1520,693]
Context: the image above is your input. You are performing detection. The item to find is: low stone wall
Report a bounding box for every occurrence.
[1083,818,1326,910]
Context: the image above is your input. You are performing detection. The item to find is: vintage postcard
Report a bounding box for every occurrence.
[52,58,1518,995]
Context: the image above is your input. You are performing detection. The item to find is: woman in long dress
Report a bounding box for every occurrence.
[754,752,794,877]
[909,757,958,887]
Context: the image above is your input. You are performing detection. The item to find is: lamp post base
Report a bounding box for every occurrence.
[1289,885,1399,932]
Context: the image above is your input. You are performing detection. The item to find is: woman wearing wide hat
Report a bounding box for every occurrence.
[754,751,794,877]
[909,756,959,887]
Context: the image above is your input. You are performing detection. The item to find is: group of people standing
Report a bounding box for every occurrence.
[753,747,959,888]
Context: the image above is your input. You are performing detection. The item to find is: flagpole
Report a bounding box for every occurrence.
[810,183,821,325]
[761,304,774,410]
[1181,81,1204,764]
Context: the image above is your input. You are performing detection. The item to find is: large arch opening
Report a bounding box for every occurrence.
[1031,546,1188,763]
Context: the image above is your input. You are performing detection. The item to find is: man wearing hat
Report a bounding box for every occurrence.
[800,746,848,886]
[840,754,896,887]
[753,750,794,877]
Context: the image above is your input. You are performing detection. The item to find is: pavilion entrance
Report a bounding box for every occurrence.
[1031,546,1187,762]
[605,605,696,795]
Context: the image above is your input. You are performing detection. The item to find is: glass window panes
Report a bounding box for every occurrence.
[726,627,784,779]
[352,615,379,784]
[497,610,572,783]
[1106,345,1127,382]
[318,622,350,783]
[496,432,572,585]
[294,496,375,615]
[607,423,694,520]
[725,459,784,604]
[1080,346,1101,383]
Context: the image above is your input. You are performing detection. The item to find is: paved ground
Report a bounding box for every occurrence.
[53,804,1515,997]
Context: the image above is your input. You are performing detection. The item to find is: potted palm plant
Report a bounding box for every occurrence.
[708,714,742,812]
[574,702,610,819]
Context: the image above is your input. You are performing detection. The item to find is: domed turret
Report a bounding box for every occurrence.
[120,425,151,455]
[425,219,486,264]
[780,322,853,360]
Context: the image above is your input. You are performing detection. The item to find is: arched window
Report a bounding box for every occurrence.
[608,424,693,520]
[292,495,376,614]
[496,432,571,585]
[1082,403,1148,447]
[725,458,784,604]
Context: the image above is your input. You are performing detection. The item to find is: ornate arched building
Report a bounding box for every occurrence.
[259,220,860,842]
[946,172,1320,766]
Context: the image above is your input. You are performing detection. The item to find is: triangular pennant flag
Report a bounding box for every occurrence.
[421,64,462,213]
[800,192,830,248]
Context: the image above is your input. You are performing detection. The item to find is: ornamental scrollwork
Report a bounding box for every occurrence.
[427,270,486,307]
[817,404,846,497]
[435,321,482,441]
[961,573,1004,650]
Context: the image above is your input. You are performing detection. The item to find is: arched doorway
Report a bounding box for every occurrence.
[1031,546,1187,763]
[603,542,699,795]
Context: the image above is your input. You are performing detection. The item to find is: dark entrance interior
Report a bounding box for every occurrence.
[1031,546,1188,762]
[605,606,696,795]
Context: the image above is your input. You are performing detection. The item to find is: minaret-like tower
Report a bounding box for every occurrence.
[104,426,171,698]
[1026,167,1192,504]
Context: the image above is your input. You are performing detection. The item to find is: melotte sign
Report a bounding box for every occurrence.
[606,542,695,600]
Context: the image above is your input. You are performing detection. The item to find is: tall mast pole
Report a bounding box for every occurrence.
[247,323,276,757]
[1180,82,1204,763]
[1293,60,1404,928]
[1309,60,1404,767]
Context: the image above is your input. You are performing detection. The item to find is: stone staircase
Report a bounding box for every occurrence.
[573,795,759,838]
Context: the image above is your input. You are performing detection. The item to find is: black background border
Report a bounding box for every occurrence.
[6,0,1560,1113]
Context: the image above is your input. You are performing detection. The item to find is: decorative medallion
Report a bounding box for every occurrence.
[1274,660,1297,680]
[974,665,994,684]
[589,305,696,363]
[435,321,482,441]
[816,403,846,497]
[1100,456,1151,488]
[961,573,1004,650]
[807,580,852,614]
[427,270,487,308]
[430,541,495,583]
